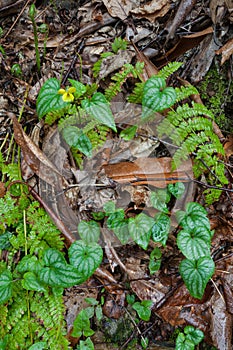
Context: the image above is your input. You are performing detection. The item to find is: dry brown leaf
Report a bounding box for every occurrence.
[10,113,65,186]
[216,38,233,65]
[165,0,198,40]
[103,157,193,188]
[224,134,233,157]
[102,0,140,20]
[210,292,233,349]
[131,0,170,22]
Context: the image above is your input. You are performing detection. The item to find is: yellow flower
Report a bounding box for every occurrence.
[58,86,76,102]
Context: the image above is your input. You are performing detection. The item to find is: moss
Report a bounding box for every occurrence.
[198,62,233,132]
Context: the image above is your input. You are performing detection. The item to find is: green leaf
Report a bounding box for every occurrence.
[177,227,212,260]
[42,248,67,267]
[179,257,215,299]
[82,92,117,132]
[95,305,103,321]
[72,309,95,338]
[78,220,100,244]
[0,270,12,304]
[39,248,84,287]
[168,183,185,198]
[106,210,125,229]
[75,132,92,157]
[39,263,84,288]
[111,37,127,53]
[22,272,47,292]
[142,77,176,119]
[149,247,162,274]
[36,78,67,119]
[175,333,195,350]
[68,79,87,98]
[126,294,135,305]
[85,297,99,306]
[132,300,153,321]
[79,337,95,350]
[112,219,130,245]
[150,189,170,213]
[0,336,8,350]
[62,126,92,157]
[17,255,42,274]
[120,125,137,140]
[141,337,149,349]
[103,201,116,214]
[0,231,12,249]
[69,240,103,280]
[176,202,210,230]
[128,213,154,250]
[151,213,170,246]
[184,326,204,345]
[28,342,47,350]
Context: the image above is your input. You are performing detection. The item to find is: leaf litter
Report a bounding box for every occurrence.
[1,0,233,348]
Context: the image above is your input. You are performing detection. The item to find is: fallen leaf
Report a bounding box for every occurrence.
[165,0,198,40]
[131,0,170,22]
[102,0,140,21]
[103,157,193,188]
[216,38,233,65]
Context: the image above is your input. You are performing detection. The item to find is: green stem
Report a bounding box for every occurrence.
[29,4,41,73]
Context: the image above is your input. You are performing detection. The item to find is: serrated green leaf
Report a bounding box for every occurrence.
[42,248,67,268]
[112,219,130,244]
[81,92,117,132]
[28,342,47,350]
[128,213,154,250]
[150,189,170,213]
[36,78,67,119]
[179,257,215,299]
[168,183,185,198]
[62,126,92,157]
[68,79,87,98]
[176,202,210,230]
[177,226,212,260]
[103,201,116,214]
[151,213,170,246]
[69,240,103,280]
[72,309,95,338]
[0,231,12,249]
[107,210,125,229]
[62,126,81,147]
[142,77,176,119]
[22,272,47,292]
[78,220,100,244]
[75,132,92,157]
[0,270,12,304]
[184,326,204,345]
[120,125,137,140]
[17,255,42,274]
[149,247,162,274]
[175,333,195,350]
[132,300,153,321]
[38,263,84,288]
[79,337,95,350]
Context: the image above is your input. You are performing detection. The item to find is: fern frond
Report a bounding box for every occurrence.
[175,85,199,103]
[105,63,143,101]
[128,82,144,104]
[157,62,183,79]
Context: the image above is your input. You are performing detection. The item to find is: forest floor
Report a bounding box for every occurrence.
[1,0,233,349]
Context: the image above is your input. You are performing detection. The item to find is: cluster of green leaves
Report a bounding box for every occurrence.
[72,297,104,350]
[81,182,214,300]
[175,326,204,350]
[126,62,228,203]
[157,102,228,203]
[0,158,104,349]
